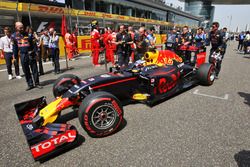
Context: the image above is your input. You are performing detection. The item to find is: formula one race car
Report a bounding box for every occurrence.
[14,49,215,161]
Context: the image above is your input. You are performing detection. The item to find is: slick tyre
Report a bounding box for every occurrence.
[53,74,81,98]
[78,92,123,138]
[197,63,216,86]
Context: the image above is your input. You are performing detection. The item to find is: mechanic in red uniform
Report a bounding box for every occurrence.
[102,27,110,62]
[106,29,117,65]
[103,27,113,64]
[65,31,74,60]
[90,20,101,66]
[72,31,79,56]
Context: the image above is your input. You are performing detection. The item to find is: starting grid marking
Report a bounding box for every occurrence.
[193,89,229,100]
[0,56,90,73]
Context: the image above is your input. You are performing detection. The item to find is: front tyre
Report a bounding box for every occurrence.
[197,63,216,86]
[78,92,123,137]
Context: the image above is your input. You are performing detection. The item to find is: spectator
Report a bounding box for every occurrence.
[165,28,178,51]
[238,31,245,51]
[12,22,42,90]
[222,27,229,42]
[49,28,60,74]
[0,27,21,80]
[194,27,206,47]
[40,29,50,62]
[34,31,44,75]
[176,27,181,43]
[147,26,156,47]
[116,25,132,67]
[243,31,250,54]
[221,27,229,54]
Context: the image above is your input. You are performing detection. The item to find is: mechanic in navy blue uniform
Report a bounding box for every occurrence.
[134,26,149,61]
[12,22,42,90]
[180,26,193,46]
[179,26,193,63]
[116,25,133,67]
[208,22,225,78]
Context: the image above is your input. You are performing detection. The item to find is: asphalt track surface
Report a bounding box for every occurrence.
[0,42,249,167]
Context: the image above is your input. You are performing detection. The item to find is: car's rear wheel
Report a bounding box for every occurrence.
[78,92,123,137]
[53,74,81,98]
[197,63,216,86]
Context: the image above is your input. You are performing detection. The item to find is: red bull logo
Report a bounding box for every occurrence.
[157,50,183,65]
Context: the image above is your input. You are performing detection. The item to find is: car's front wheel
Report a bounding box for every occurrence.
[78,92,123,137]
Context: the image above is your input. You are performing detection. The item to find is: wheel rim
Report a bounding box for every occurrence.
[209,67,216,82]
[91,104,116,130]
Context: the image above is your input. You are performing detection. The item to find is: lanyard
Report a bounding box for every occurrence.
[5,36,11,49]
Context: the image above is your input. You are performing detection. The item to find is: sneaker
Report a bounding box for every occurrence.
[26,85,34,91]
[8,75,13,80]
[16,75,22,79]
[35,84,43,89]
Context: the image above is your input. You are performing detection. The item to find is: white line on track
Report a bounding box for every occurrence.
[0,56,90,73]
[193,89,229,100]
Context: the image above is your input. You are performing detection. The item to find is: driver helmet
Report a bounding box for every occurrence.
[144,49,159,65]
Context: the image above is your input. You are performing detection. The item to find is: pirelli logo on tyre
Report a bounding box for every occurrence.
[111,100,122,115]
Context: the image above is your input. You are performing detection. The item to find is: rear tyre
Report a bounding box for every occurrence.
[197,63,216,86]
[53,74,81,98]
[78,92,123,137]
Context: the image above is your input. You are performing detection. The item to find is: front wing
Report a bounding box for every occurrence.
[14,97,78,161]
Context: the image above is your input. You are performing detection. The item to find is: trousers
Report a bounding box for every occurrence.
[20,52,39,87]
[4,52,20,76]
